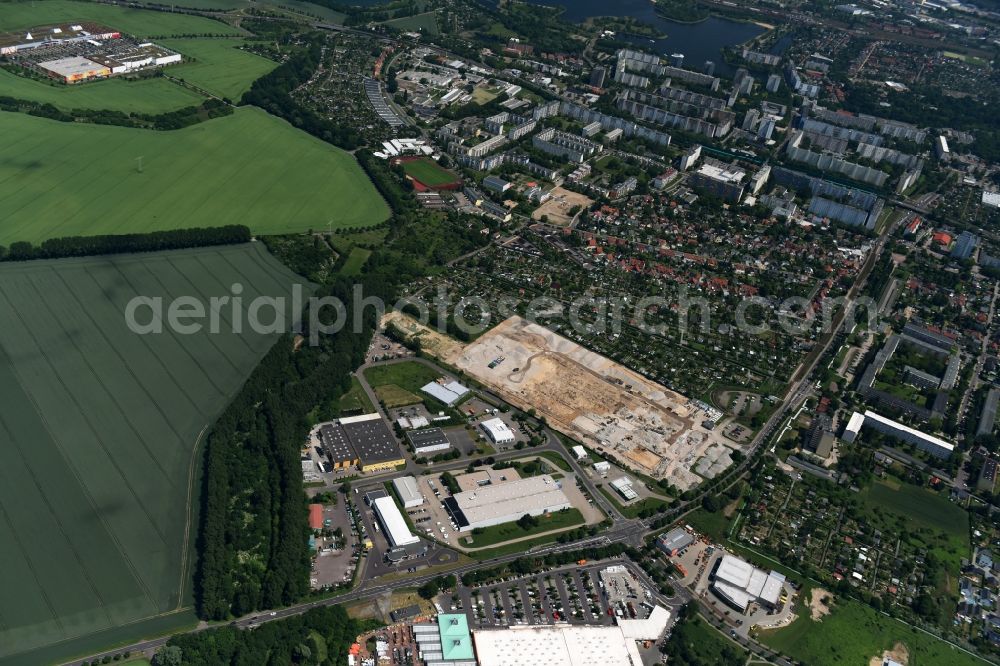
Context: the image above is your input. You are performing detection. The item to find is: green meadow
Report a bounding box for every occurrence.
[760,594,985,666]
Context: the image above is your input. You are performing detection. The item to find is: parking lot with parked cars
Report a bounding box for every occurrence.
[445,562,657,630]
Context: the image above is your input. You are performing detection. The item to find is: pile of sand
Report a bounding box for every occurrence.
[809,588,832,621]
[868,642,909,666]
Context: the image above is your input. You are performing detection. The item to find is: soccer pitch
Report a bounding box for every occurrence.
[0,107,390,246]
[401,157,460,187]
[0,243,309,663]
[158,38,279,101]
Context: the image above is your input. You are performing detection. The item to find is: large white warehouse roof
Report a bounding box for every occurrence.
[421,380,470,405]
[472,625,638,666]
[472,605,670,665]
[449,475,570,530]
[481,417,514,443]
[713,554,784,610]
[716,553,754,587]
[39,56,106,77]
[372,496,419,547]
[392,476,424,508]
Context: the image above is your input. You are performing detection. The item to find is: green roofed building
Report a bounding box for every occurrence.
[438,613,474,661]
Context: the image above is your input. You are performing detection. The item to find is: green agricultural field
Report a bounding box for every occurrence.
[382,11,439,35]
[159,38,278,100]
[364,361,443,397]
[258,0,346,23]
[0,243,308,664]
[143,0,345,22]
[374,384,423,408]
[0,107,389,246]
[0,0,242,37]
[759,594,984,666]
[401,157,460,187]
[148,0,250,9]
[0,68,206,113]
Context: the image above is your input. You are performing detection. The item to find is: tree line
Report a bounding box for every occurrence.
[155,605,363,665]
[0,95,232,130]
[195,252,402,618]
[0,225,251,262]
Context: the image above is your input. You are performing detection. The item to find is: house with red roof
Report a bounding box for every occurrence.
[309,504,323,531]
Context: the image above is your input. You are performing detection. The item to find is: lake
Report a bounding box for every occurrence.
[524,0,767,77]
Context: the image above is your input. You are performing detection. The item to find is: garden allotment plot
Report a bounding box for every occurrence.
[0,243,309,662]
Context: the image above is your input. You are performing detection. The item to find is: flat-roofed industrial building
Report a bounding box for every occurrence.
[38,56,110,83]
[317,414,404,471]
[444,474,571,531]
[421,379,470,406]
[710,553,785,612]
[339,414,405,472]
[319,423,359,469]
[471,605,670,665]
[610,477,638,501]
[407,427,452,456]
[88,43,180,73]
[413,614,477,666]
[392,475,424,508]
[371,495,419,548]
[480,417,515,445]
[656,528,694,556]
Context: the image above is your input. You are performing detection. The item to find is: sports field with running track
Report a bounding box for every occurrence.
[399,156,461,187]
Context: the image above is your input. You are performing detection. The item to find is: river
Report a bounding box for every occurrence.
[524,0,767,77]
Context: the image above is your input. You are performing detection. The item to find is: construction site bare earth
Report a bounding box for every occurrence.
[451,316,737,491]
